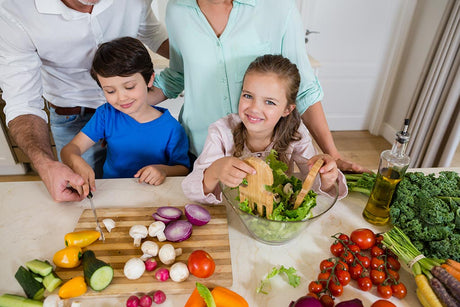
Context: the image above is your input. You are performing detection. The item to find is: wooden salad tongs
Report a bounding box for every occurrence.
[239,157,274,218]
[293,158,324,209]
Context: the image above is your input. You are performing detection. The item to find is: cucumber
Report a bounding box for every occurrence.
[82,250,114,291]
[30,272,44,283]
[14,266,45,300]
[25,259,53,277]
[0,294,43,307]
[42,272,62,292]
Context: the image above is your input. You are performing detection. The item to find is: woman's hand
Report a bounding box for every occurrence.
[134,165,167,185]
[203,157,256,193]
[336,158,372,174]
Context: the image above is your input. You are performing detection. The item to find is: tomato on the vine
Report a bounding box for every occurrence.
[371,257,385,270]
[336,269,351,286]
[336,260,349,272]
[350,228,376,250]
[357,254,371,268]
[371,245,384,257]
[328,280,344,297]
[338,233,350,244]
[377,284,393,299]
[187,250,215,278]
[371,300,396,307]
[308,280,323,294]
[391,282,407,299]
[357,276,373,291]
[386,256,401,271]
[375,234,384,245]
[386,269,400,282]
[317,271,331,287]
[320,259,334,272]
[370,269,386,285]
[319,295,334,307]
[349,263,363,280]
[348,244,361,254]
[330,242,344,257]
[340,250,354,265]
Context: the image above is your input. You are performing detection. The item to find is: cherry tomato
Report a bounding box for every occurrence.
[357,254,371,269]
[377,284,393,299]
[371,245,384,257]
[371,257,385,270]
[317,271,331,287]
[330,242,344,257]
[338,233,350,244]
[306,292,319,299]
[350,228,376,250]
[386,256,401,271]
[328,280,344,297]
[187,250,215,278]
[370,269,386,285]
[336,260,349,272]
[357,276,373,291]
[391,282,407,299]
[336,269,351,286]
[349,263,363,280]
[340,250,354,265]
[386,269,400,282]
[320,259,335,272]
[319,294,334,307]
[348,244,361,254]
[371,300,396,307]
[308,280,323,294]
[375,234,384,245]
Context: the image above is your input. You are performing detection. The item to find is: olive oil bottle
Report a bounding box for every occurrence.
[362,119,411,225]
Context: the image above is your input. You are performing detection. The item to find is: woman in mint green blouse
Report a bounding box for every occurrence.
[151,0,367,173]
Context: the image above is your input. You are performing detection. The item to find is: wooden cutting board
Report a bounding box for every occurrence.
[55,205,232,297]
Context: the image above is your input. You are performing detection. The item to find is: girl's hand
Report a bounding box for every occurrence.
[134,165,166,185]
[309,154,338,193]
[69,159,95,197]
[203,157,256,193]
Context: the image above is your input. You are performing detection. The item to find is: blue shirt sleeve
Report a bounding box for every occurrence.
[81,104,107,142]
[165,120,191,169]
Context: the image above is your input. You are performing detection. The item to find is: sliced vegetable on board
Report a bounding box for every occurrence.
[82,250,113,291]
[0,294,43,307]
[14,266,45,300]
[185,204,211,226]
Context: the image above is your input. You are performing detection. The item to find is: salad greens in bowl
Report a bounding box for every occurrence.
[222,151,338,245]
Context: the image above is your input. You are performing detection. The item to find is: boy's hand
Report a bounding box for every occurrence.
[135,165,166,185]
[309,154,338,193]
[204,157,256,193]
[69,158,95,197]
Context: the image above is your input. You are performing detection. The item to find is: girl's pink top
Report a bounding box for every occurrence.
[182,114,348,204]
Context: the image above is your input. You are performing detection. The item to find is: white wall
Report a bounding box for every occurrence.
[381,0,449,142]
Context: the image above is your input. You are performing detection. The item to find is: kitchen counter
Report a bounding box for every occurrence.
[1,168,458,306]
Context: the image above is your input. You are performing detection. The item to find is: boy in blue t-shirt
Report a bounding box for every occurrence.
[61,37,190,196]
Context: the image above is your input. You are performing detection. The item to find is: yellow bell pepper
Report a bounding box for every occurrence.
[53,246,82,268]
[58,276,87,299]
[65,230,101,247]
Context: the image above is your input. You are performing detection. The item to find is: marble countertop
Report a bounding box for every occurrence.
[2,169,457,306]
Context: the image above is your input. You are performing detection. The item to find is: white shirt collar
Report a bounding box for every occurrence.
[35,0,113,19]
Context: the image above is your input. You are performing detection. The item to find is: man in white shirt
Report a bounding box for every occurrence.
[0,0,169,202]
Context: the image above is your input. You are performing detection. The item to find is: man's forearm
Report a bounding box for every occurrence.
[156,39,169,59]
[8,114,56,172]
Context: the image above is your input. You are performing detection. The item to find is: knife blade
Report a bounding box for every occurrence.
[87,192,105,242]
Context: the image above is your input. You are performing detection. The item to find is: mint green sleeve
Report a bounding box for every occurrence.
[281,2,324,114]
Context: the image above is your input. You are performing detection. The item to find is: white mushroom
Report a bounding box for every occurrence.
[43,294,63,307]
[158,243,182,265]
[129,225,148,247]
[123,257,145,280]
[140,241,159,261]
[102,218,116,232]
[169,262,189,282]
[148,221,166,242]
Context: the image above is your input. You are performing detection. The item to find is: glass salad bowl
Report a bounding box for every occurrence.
[221,182,338,245]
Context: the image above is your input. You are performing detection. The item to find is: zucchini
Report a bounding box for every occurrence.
[14,266,45,300]
[0,294,43,307]
[82,250,113,291]
[30,272,44,283]
[42,272,62,292]
[25,259,53,277]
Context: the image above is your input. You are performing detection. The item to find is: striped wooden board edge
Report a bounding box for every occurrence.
[55,205,233,297]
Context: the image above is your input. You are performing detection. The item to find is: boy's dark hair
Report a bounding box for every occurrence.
[90,36,154,87]
[233,54,302,163]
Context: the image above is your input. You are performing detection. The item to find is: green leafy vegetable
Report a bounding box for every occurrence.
[256,265,301,294]
[389,171,460,261]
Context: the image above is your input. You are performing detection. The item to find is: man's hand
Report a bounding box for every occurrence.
[40,160,86,202]
[336,158,372,174]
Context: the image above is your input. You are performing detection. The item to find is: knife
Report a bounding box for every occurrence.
[88,192,105,242]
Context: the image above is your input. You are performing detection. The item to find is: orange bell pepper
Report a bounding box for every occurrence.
[211,286,249,307]
[53,246,82,268]
[58,276,87,299]
[184,287,206,307]
[65,230,101,247]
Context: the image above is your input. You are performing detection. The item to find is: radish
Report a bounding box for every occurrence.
[126,295,140,307]
[155,268,169,281]
[144,258,157,272]
[139,295,152,307]
[164,220,193,242]
[184,204,211,226]
[153,290,166,304]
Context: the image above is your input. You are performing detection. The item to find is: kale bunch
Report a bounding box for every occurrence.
[389,171,460,261]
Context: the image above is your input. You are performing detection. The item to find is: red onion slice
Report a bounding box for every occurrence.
[156,206,182,221]
[152,213,174,224]
[164,220,193,242]
[184,204,211,226]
